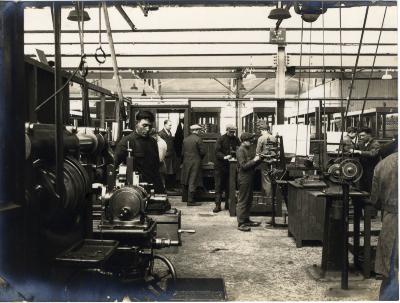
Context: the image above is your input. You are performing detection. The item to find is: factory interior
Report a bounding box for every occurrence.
[0,0,398,301]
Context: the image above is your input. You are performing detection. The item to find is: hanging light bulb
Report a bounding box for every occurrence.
[130,81,138,90]
[244,56,256,80]
[382,69,392,80]
[141,89,147,96]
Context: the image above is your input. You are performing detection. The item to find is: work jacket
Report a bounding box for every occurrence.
[180,133,206,189]
[237,144,262,182]
[370,152,398,277]
[358,138,381,192]
[114,132,164,193]
[215,134,241,171]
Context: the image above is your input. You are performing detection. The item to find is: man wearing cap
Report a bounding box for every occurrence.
[237,132,263,232]
[181,124,207,206]
[256,124,276,203]
[213,124,241,213]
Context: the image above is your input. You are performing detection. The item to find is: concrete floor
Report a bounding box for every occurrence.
[161,196,381,301]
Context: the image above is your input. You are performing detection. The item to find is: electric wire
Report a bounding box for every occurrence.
[35,56,87,112]
[294,19,304,163]
[357,6,388,132]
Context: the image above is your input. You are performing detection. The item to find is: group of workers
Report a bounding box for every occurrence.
[114,110,398,300]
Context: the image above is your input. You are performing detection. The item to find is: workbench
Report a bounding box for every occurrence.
[287,181,327,247]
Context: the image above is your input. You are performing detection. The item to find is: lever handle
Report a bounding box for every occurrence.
[178,229,196,234]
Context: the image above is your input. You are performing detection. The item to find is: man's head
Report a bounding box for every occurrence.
[225,124,237,137]
[135,110,155,137]
[259,124,271,134]
[240,132,255,147]
[358,127,373,143]
[190,124,202,134]
[164,119,172,131]
[346,126,358,139]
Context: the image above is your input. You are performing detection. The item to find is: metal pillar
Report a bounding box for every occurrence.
[100,93,106,128]
[275,46,285,124]
[53,2,64,200]
[0,1,25,283]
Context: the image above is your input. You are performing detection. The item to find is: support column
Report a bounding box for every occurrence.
[0,2,26,283]
[275,46,286,124]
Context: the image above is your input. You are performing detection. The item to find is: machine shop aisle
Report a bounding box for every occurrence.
[163,197,381,301]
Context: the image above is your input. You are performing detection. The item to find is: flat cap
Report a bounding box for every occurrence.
[240,132,255,142]
[226,124,237,131]
[190,124,202,130]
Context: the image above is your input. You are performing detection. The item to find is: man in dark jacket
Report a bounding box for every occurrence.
[181,124,206,206]
[353,127,381,192]
[213,124,241,213]
[114,110,164,193]
[370,152,398,300]
[236,132,263,232]
[159,119,176,190]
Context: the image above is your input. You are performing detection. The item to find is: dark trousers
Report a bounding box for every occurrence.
[215,168,229,206]
[236,174,254,225]
[182,185,195,203]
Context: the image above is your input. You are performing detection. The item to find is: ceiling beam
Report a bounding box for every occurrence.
[24,27,398,34]
[22,0,397,8]
[26,52,398,57]
[24,41,399,46]
[64,65,397,71]
[83,71,397,80]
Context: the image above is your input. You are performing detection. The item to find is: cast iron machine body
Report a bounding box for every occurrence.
[22,123,178,301]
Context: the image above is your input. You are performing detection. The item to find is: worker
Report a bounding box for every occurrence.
[114,110,164,193]
[181,124,206,206]
[213,124,241,213]
[342,126,358,153]
[370,152,398,300]
[353,127,381,193]
[159,119,176,190]
[256,124,276,203]
[151,128,168,188]
[236,132,263,232]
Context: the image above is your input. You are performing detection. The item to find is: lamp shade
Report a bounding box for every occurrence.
[67,9,91,22]
[268,8,291,20]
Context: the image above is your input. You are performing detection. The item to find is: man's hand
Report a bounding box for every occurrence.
[253,155,261,162]
[224,155,232,160]
[353,150,362,155]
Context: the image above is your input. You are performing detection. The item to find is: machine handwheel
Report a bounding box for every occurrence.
[147,254,177,297]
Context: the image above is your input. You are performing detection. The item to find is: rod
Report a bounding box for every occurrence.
[345,6,370,117]
[102,2,124,140]
[53,2,63,200]
[358,6,388,129]
[341,182,350,290]
[115,5,136,31]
